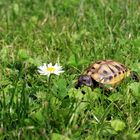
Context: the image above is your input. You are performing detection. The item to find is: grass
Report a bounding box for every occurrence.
[0,0,140,139]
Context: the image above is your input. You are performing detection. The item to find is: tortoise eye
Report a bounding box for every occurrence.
[83,79,87,82]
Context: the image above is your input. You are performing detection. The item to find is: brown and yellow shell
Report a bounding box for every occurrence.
[84,60,130,86]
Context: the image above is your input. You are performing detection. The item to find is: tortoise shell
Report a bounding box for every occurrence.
[76,60,131,88]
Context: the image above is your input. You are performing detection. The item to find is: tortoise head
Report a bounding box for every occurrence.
[75,75,93,89]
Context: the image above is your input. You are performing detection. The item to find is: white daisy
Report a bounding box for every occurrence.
[38,63,64,77]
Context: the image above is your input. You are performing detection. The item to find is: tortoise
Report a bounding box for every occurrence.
[75,60,139,90]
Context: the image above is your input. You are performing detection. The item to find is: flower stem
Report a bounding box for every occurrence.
[48,74,52,92]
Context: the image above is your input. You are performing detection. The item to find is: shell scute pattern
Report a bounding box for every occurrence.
[85,60,130,86]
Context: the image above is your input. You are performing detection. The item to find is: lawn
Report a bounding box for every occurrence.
[0,0,140,139]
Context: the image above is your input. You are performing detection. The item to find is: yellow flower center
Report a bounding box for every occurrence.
[47,67,56,72]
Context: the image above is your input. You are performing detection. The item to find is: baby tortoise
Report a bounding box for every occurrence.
[75,60,139,90]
